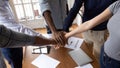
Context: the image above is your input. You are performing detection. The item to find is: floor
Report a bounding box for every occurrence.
[5,24,78,68]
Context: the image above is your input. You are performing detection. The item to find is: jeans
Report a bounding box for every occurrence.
[1,48,23,68]
[100,45,120,68]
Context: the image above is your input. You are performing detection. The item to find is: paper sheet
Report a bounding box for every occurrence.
[31,54,60,68]
[75,63,93,68]
[65,37,84,49]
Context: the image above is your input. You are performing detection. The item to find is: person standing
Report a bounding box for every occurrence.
[65,1,120,68]
[0,0,56,68]
[63,0,117,60]
[0,24,56,68]
[39,0,67,47]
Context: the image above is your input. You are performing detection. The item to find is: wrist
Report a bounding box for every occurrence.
[65,33,70,39]
[34,36,39,45]
[52,29,57,33]
[49,39,56,44]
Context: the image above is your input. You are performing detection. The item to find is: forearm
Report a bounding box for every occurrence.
[43,11,57,33]
[35,36,56,45]
[65,21,90,38]
[43,11,66,46]
[66,8,112,38]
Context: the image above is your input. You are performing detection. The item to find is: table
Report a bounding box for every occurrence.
[48,42,100,68]
[28,34,100,68]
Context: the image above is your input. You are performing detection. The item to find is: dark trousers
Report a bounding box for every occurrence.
[46,25,64,34]
[100,45,120,68]
[1,48,23,68]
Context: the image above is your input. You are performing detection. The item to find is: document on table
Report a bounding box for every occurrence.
[65,37,84,49]
[75,63,93,68]
[31,54,60,68]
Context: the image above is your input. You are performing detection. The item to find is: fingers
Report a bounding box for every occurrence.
[53,31,66,46]
[51,31,69,49]
[56,32,64,45]
[53,45,60,49]
[57,32,65,45]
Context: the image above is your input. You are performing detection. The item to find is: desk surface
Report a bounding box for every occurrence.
[48,42,100,68]
[23,42,100,68]
[25,34,100,68]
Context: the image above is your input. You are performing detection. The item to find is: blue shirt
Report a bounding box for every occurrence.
[65,0,117,31]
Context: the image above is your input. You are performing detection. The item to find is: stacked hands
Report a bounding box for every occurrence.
[34,31,70,49]
[52,31,68,49]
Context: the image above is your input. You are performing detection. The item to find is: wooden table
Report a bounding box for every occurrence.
[25,34,100,68]
[48,42,100,68]
[21,43,99,68]
[23,41,100,68]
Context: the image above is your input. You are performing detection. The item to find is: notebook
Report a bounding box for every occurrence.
[69,48,93,66]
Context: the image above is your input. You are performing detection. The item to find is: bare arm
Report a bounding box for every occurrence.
[66,8,113,38]
[43,11,66,46]
[43,11,57,32]
[34,36,56,45]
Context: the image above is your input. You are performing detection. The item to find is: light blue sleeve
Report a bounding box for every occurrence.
[39,0,51,15]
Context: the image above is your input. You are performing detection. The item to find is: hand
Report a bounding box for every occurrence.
[53,44,60,49]
[52,31,67,47]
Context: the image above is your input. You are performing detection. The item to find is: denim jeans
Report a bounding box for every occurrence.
[100,45,120,68]
[1,48,23,68]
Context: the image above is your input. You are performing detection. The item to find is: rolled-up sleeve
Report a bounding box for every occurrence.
[0,25,35,48]
[39,0,51,15]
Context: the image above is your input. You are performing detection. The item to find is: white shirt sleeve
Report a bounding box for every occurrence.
[39,0,51,15]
